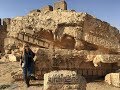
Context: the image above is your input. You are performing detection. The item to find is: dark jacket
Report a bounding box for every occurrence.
[21,49,35,67]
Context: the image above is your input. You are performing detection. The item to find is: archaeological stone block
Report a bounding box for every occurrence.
[24,35,28,41]
[44,70,87,90]
[105,73,120,87]
[29,37,34,43]
[4,38,15,47]
[38,41,44,46]
[93,54,120,64]
[84,33,120,51]
[23,29,34,35]
[54,0,67,10]
[34,39,39,44]
[8,54,17,62]
[18,34,24,40]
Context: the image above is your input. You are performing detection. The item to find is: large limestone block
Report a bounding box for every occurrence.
[93,54,120,67]
[105,73,120,87]
[0,54,17,62]
[44,70,87,90]
[117,61,120,66]
[84,33,120,51]
[4,38,16,47]
[23,29,34,35]
[8,54,17,62]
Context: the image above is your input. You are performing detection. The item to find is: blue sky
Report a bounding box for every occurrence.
[0,0,120,29]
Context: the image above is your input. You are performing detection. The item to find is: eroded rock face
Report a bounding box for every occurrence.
[105,73,120,88]
[44,70,86,90]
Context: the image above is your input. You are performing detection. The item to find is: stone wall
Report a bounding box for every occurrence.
[2,18,11,31]
[29,9,41,14]
[41,5,53,12]
[0,18,7,53]
[34,48,119,79]
[54,0,67,10]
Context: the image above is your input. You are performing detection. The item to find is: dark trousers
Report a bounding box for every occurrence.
[23,62,35,85]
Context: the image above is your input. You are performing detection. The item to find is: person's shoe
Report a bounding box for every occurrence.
[26,78,30,88]
[29,74,37,80]
[30,75,37,80]
[24,83,30,88]
[26,83,30,88]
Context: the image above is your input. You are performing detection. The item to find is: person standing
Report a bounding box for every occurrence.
[20,44,36,87]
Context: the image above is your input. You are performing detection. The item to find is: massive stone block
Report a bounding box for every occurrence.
[18,34,24,40]
[83,33,120,51]
[24,35,28,41]
[105,73,120,87]
[44,70,87,90]
[93,54,120,64]
[4,38,16,47]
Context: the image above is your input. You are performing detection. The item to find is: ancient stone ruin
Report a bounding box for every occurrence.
[44,70,86,90]
[0,0,120,84]
[105,73,120,87]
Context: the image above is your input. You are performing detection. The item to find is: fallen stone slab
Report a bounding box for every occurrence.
[105,73,120,88]
[44,70,87,90]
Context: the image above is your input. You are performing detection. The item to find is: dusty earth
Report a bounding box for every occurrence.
[0,61,119,90]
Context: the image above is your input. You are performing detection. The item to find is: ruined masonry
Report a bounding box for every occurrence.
[0,1,120,80]
[44,70,86,90]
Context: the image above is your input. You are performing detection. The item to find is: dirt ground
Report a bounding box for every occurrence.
[0,61,119,90]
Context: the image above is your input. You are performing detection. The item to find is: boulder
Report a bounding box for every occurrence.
[0,54,17,62]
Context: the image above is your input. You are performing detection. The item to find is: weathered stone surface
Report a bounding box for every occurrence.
[93,54,120,67]
[84,33,120,51]
[105,73,120,87]
[0,0,120,80]
[0,54,18,62]
[29,9,41,14]
[41,5,53,12]
[8,54,17,62]
[44,70,86,90]
[3,18,11,26]
[95,55,120,63]
[54,0,67,10]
